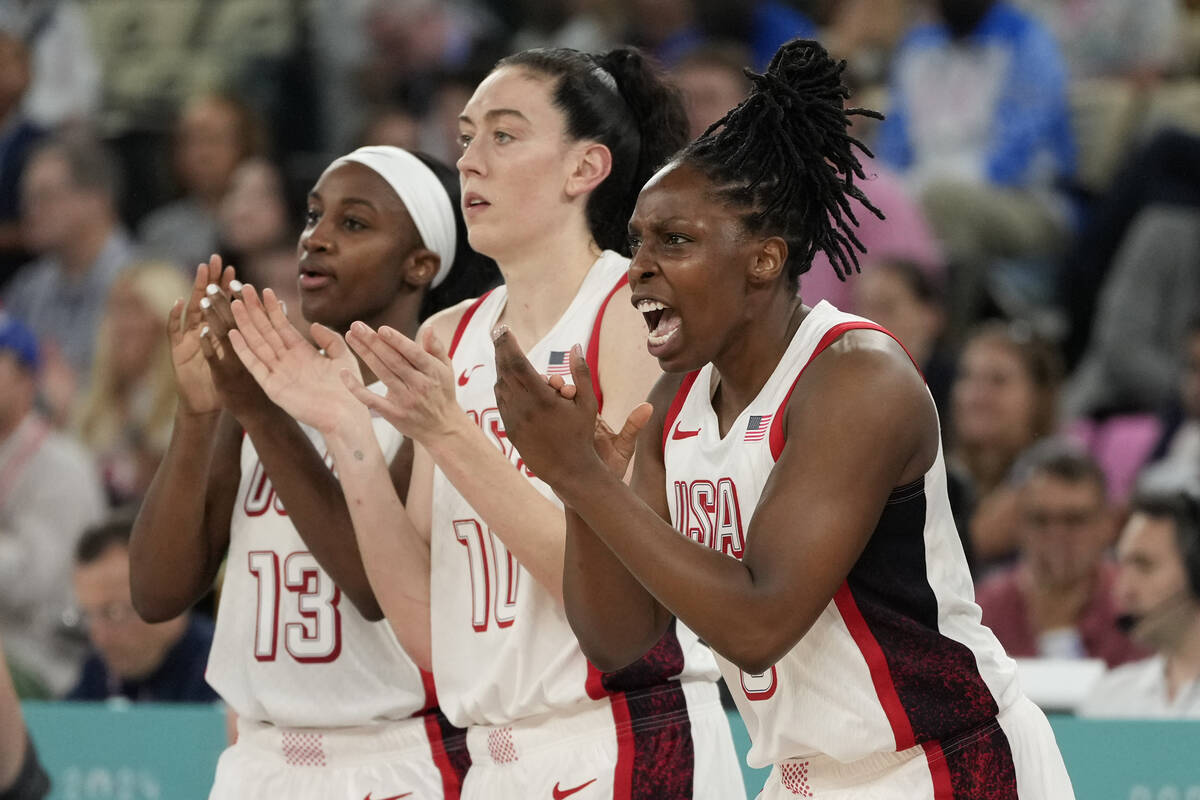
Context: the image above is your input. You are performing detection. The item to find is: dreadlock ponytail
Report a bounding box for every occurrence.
[680,39,884,285]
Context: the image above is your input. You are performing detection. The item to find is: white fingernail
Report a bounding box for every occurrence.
[199,297,211,310]
[280,301,287,315]
[201,326,210,337]
[229,279,243,292]
[491,325,508,342]
[206,283,219,296]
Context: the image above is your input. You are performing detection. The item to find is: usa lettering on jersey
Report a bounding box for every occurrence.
[672,478,746,559]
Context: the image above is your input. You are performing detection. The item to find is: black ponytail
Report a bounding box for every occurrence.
[412,152,502,320]
[496,47,688,256]
[679,39,884,286]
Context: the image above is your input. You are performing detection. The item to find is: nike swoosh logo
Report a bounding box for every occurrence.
[671,422,701,440]
[457,363,485,386]
[553,779,597,799]
[363,793,413,800]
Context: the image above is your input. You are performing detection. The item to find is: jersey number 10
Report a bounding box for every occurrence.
[248,551,343,663]
[454,519,520,631]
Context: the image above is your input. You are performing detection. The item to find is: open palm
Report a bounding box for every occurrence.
[169,256,231,415]
[227,286,368,435]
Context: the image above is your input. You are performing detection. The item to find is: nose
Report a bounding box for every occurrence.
[627,245,656,288]
[300,217,332,255]
[457,138,484,178]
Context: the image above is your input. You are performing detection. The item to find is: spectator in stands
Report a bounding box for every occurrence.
[976,439,1147,666]
[358,105,421,151]
[949,321,1063,571]
[138,92,266,272]
[1143,320,1200,489]
[877,0,1076,342]
[0,26,45,291]
[0,632,50,799]
[67,517,217,703]
[0,314,106,697]
[852,258,955,419]
[215,158,304,334]
[4,134,136,394]
[0,0,99,129]
[1058,129,1200,367]
[1078,486,1200,717]
[73,262,190,507]
[671,41,752,140]
[1065,206,1200,419]
[1016,0,1181,80]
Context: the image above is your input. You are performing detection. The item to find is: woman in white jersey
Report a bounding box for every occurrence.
[129,147,497,799]
[226,47,746,800]
[491,41,1077,799]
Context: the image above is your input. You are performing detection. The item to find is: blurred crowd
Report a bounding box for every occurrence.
[1,0,1200,731]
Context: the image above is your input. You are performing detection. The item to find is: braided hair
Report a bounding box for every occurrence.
[678,39,884,286]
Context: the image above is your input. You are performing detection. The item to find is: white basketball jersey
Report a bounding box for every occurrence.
[432,251,720,727]
[207,383,431,728]
[662,301,1020,768]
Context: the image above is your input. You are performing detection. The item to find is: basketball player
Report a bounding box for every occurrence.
[226,48,747,799]
[491,41,1076,798]
[129,147,496,798]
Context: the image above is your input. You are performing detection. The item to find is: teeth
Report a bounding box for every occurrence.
[647,326,679,347]
[636,299,668,312]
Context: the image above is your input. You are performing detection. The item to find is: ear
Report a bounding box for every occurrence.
[747,236,788,285]
[401,248,441,289]
[564,142,613,199]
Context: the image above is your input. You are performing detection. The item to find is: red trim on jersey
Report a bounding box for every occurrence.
[418,668,438,714]
[448,290,495,359]
[585,662,607,700]
[832,582,916,751]
[424,712,464,799]
[768,321,921,460]
[922,740,955,800]
[610,691,635,800]
[661,371,702,451]
[584,274,630,414]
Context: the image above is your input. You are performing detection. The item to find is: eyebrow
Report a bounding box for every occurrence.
[458,108,531,126]
[308,191,377,210]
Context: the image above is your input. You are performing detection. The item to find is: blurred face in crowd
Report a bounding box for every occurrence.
[1018,472,1111,587]
[952,336,1039,452]
[105,279,162,385]
[176,96,246,203]
[852,263,943,365]
[674,61,748,140]
[219,159,290,257]
[21,150,101,254]
[457,66,599,263]
[73,543,185,680]
[1180,329,1200,419]
[361,108,421,152]
[0,30,30,120]
[0,351,36,434]
[1113,512,1198,650]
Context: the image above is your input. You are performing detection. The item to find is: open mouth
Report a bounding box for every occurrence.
[635,298,681,347]
[298,265,334,290]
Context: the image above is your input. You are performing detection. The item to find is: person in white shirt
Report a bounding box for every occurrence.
[1079,486,1200,718]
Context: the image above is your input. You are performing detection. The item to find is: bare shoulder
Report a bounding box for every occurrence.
[420,295,488,346]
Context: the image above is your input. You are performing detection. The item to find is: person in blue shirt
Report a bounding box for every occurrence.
[67,517,217,703]
[877,0,1076,344]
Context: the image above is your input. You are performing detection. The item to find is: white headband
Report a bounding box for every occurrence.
[321,146,458,289]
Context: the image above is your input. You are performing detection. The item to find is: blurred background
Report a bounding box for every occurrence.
[1,0,1200,796]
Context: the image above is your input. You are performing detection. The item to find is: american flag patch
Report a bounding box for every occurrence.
[546,350,572,375]
[744,414,772,442]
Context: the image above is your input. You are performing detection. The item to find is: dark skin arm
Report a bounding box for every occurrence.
[562,372,681,668]
[495,328,938,674]
[130,259,240,622]
[198,280,409,621]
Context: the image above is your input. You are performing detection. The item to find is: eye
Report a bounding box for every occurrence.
[627,235,642,252]
[494,130,513,144]
[458,133,473,149]
[665,233,691,245]
[342,216,366,232]
[304,208,320,227]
